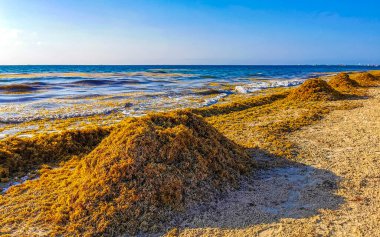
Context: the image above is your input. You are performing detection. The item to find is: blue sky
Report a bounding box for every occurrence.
[0,0,379,65]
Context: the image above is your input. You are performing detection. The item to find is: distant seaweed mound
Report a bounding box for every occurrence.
[286,78,342,101]
[0,111,253,236]
[328,73,359,92]
[350,72,379,87]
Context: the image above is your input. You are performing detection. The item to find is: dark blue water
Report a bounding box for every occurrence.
[0,64,377,77]
[0,65,377,123]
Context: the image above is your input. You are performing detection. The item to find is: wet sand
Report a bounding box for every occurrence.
[168,87,380,236]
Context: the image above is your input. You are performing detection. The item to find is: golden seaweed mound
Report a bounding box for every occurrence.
[0,111,253,236]
[328,73,359,92]
[286,78,342,101]
[0,126,111,182]
[350,72,379,87]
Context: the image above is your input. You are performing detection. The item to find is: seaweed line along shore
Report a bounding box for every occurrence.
[0,69,379,236]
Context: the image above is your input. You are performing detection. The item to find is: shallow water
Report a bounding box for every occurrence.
[0,65,378,123]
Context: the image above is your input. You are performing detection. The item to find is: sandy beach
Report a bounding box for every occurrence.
[2,1,380,236]
[0,71,379,236]
[165,86,380,237]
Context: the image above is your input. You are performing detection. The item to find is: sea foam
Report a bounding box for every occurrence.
[235,79,305,94]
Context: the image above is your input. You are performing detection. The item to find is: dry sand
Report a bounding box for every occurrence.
[165,87,380,237]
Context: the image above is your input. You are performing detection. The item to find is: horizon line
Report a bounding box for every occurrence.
[0,64,378,67]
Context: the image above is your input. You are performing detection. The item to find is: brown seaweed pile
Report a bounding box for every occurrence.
[191,91,288,117]
[0,126,111,182]
[286,78,342,101]
[2,71,376,236]
[350,72,379,87]
[0,111,253,236]
[328,73,359,92]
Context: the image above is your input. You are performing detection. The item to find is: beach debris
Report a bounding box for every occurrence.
[0,84,39,93]
[192,89,224,95]
[124,102,134,108]
[192,91,288,117]
[350,72,380,87]
[0,126,111,180]
[55,111,253,235]
[328,73,359,92]
[0,111,253,236]
[286,78,342,101]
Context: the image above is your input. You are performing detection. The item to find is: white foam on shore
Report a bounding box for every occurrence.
[202,93,228,107]
[1,175,30,194]
[122,93,229,117]
[0,107,120,124]
[235,79,305,94]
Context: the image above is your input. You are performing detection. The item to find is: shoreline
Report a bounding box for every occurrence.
[0,68,373,138]
[0,70,379,236]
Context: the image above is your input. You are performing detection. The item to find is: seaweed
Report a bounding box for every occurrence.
[350,72,380,87]
[191,91,289,117]
[0,126,111,181]
[0,111,253,236]
[0,71,376,236]
[286,78,342,101]
[192,89,224,95]
[328,73,360,92]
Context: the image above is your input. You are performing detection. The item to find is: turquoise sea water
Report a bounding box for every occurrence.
[0,65,378,123]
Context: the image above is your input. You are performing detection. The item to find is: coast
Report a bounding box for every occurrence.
[0,70,379,236]
[168,82,380,237]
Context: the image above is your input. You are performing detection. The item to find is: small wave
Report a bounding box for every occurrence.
[148,69,169,74]
[127,72,195,78]
[117,78,147,84]
[193,89,225,96]
[200,75,218,79]
[59,94,103,100]
[70,79,146,87]
[1,175,28,193]
[202,93,229,107]
[0,84,40,93]
[101,95,131,101]
[73,79,115,86]
[29,82,49,86]
[147,68,195,73]
[0,97,40,103]
[0,107,121,124]
[235,79,305,94]
[235,86,260,94]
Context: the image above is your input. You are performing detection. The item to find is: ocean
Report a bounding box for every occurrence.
[0,65,378,123]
